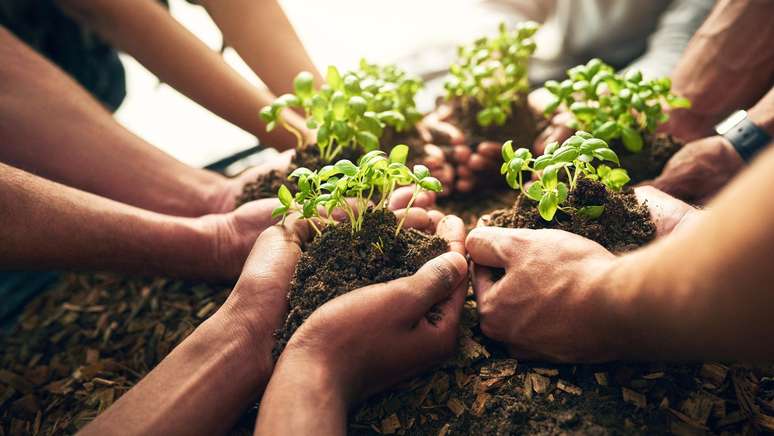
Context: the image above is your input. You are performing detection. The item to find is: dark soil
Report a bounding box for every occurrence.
[487,177,655,252]
[235,143,363,206]
[446,96,543,148]
[381,126,427,166]
[272,209,448,358]
[612,133,683,184]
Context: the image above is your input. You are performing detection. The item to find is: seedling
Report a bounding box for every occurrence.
[444,21,539,128]
[273,145,442,237]
[260,61,424,163]
[543,58,691,153]
[501,131,630,221]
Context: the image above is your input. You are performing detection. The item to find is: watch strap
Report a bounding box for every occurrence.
[715,110,771,162]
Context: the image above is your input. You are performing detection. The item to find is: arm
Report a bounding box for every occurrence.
[198,0,323,95]
[664,0,774,141]
[55,0,307,149]
[0,162,282,281]
[81,223,305,435]
[467,147,774,362]
[0,27,291,216]
[255,217,467,435]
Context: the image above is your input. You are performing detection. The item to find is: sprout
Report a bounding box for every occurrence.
[273,145,442,237]
[444,21,539,128]
[500,132,630,221]
[544,58,692,153]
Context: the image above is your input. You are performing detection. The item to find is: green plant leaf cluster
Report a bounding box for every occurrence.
[500,131,630,221]
[543,58,692,153]
[260,61,425,163]
[444,21,539,128]
[273,145,442,236]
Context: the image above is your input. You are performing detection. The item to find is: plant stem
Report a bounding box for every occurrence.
[279,116,304,150]
[394,188,418,236]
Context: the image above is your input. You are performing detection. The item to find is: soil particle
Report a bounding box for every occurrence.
[272,209,447,358]
[612,133,683,184]
[446,97,543,148]
[487,177,655,252]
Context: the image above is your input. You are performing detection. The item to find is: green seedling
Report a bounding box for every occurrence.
[543,58,691,153]
[501,131,630,221]
[273,145,442,237]
[260,61,424,163]
[444,21,539,128]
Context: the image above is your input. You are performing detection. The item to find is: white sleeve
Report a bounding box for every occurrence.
[624,0,715,78]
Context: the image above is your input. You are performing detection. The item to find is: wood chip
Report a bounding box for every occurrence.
[680,395,714,425]
[557,380,582,396]
[622,387,647,408]
[529,373,551,394]
[0,370,33,394]
[446,397,465,417]
[642,371,664,380]
[196,302,217,319]
[471,392,490,417]
[534,368,559,377]
[594,372,609,386]
[381,413,401,434]
[700,363,728,386]
[437,423,450,436]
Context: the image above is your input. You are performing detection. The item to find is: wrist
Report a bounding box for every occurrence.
[747,106,774,138]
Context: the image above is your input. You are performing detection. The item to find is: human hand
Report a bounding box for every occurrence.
[466,226,622,362]
[211,149,295,213]
[644,136,744,204]
[633,186,701,237]
[417,104,476,195]
[528,87,573,155]
[261,215,467,409]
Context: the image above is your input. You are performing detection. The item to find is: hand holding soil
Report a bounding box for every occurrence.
[256,217,468,434]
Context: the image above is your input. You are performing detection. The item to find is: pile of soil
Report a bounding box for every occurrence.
[612,133,683,184]
[446,97,542,147]
[235,143,363,206]
[272,209,448,357]
[487,177,655,252]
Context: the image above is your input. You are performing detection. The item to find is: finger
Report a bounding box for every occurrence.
[453,145,472,164]
[423,144,445,169]
[414,190,437,208]
[455,178,474,193]
[391,252,468,319]
[471,263,495,301]
[456,163,473,179]
[465,227,511,268]
[476,142,502,160]
[393,207,433,232]
[236,221,303,289]
[476,214,490,228]
[469,153,498,172]
[533,128,552,155]
[438,163,455,194]
[389,186,415,210]
[427,120,465,145]
[435,215,466,255]
[427,210,444,232]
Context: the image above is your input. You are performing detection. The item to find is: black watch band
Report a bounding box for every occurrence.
[715,110,772,162]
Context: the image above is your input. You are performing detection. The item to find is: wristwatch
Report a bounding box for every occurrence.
[715,110,772,162]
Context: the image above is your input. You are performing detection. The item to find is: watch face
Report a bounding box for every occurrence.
[715,110,748,135]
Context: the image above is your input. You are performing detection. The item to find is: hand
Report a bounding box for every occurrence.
[467,226,622,363]
[633,186,701,237]
[528,87,573,155]
[417,105,476,195]
[211,149,295,213]
[645,135,744,204]
[261,215,467,409]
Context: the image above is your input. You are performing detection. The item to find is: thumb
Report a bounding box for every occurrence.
[391,252,468,320]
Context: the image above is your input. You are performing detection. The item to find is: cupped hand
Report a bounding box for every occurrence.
[634,186,701,237]
[643,135,744,204]
[265,214,468,405]
[466,226,623,363]
[212,149,295,213]
[417,104,477,195]
[528,87,574,155]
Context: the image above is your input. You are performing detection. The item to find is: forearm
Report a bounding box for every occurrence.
[56,0,303,149]
[747,85,774,138]
[82,307,273,435]
[0,27,226,216]
[609,146,774,361]
[255,360,347,436]
[0,163,216,279]
[666,0,774,140]
[200,0,323,96]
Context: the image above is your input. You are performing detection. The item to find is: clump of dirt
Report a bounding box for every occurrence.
[445,97,542,147]
[272,209,448,358]
[612,133,683,184]
[488,177,655,252]
[235,144,364,206]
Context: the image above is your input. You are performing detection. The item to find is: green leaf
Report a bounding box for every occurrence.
[552,146,579,163]
[500,162,509,175]
[544,141,560,155]
[538,191,559,221]
[348,96,367,115]
[543,96,561,116]
[667,95,692,109]
[557,182,569,204]
[526,182,543,201]
[326,66,342,89]
[419,177,443,192]
[592,121,618,141]
[476,108,493,127]
[266,120,276,132]
[621,127,644,153]
[271,205,288,219]
[501,140,515,161]
[581,138,608,151]
[413,164,430,179]
[259,106,274,123]
[389,144,409,164]
[331,91,348,120]
[293,71,315,100]
[575,130,592,139]
[356,130,380,151]
[577,205,604,219]
[334,159,358,176]
[276,93,301,108]
[505,170,519,189]
[289,167,313,179]
[278,185,293,207]
[593,147,620,165]
[533,154,554,170]
[515,148,532,160]
[625,69,642,83]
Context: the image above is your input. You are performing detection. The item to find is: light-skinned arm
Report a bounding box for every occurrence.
[0,27,293,217]
[467,145,774,362]
[54,0,308,149]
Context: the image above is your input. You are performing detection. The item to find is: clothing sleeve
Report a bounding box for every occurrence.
[624,0,715,78]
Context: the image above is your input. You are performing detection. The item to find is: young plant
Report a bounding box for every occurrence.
[444,21,539,128]
[353,59,423,133]
[501,131,630,221]
[543,58,691,153]
[273,145,442,237]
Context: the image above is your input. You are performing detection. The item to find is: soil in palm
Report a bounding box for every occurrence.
[272,209,448,358]
[612,133,683,184]
[446,97,542,147]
